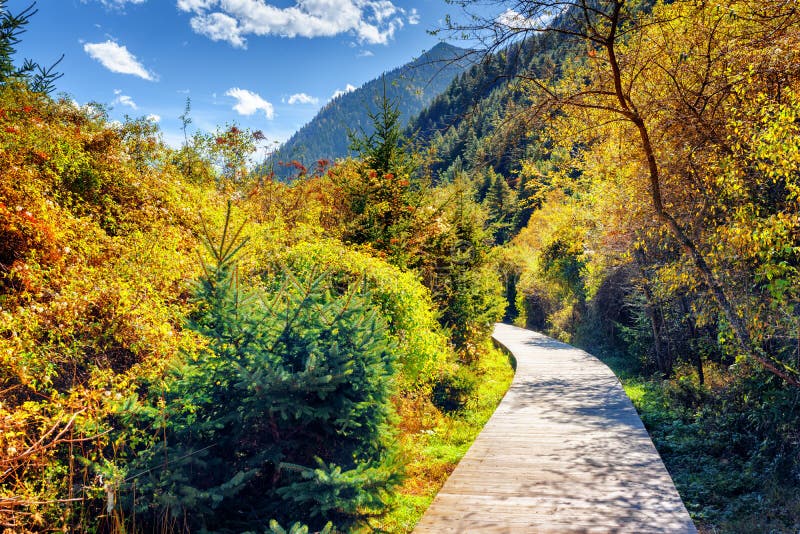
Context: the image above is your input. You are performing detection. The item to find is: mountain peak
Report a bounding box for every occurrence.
[428,42,466,54]
[267,45,470,179]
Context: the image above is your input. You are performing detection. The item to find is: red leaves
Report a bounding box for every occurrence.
[289,160,307,174]
[278,159,308,176]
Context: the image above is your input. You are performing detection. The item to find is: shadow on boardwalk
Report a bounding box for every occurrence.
[413,323,697,534]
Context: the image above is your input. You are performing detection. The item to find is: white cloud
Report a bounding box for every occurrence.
[146,114,161,122]
[225,87,274,119]
[331,83,356,99]
[112,89,138,109]
[496,7,560,30]
[177,0,411,47]
[83,40,156,80]
[177,0,214,10]
[190,12,246,48]
[357,49,374,57]
[408,8,419,25]
[287,92,319,105]
[86,0,146,8]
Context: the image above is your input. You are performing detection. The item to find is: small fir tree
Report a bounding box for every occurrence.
[122,205,400,532]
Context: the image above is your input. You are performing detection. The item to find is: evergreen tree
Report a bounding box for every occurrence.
[335,84,425,265]
[349,77,410,177]
[0,2,62,93]
[483,171,517,244]
[415,178,505,357]
[123,206,400,532]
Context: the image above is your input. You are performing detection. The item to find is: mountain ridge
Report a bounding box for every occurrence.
[266,42,469,177]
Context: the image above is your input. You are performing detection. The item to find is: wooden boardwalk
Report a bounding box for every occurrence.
[413,323,697,533]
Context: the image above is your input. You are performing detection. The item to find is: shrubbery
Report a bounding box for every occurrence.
[119,211,401,532]
[0,68,510,532]
[273,240,452,389]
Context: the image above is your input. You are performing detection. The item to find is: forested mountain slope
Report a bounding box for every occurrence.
[267,42,468,178]
[406,31,575,179]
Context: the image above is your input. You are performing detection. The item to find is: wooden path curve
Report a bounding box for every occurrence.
[413,323,697,533]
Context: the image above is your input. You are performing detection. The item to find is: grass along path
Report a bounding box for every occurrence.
[363,343,514,533]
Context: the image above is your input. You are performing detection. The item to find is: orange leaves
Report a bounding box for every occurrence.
[31,149,49,163]
[0,200,61,274]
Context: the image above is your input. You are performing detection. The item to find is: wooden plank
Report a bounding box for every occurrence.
[412,323,696,533]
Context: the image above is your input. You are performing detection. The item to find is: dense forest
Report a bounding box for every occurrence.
[2,0,800,532]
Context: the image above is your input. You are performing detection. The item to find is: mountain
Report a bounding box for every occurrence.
[405,30,578,180]
[267,42,469,178]
[400,27,581,241]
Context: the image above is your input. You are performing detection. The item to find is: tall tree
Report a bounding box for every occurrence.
[333,83,423,264]
[445,0,800,385]
[349,78,411,177]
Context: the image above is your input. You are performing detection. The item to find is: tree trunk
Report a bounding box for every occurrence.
[633,248,669,377]
[603,24,800,386]
[680,296,705,385]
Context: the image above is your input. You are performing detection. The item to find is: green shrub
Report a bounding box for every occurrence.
[431,366,478,413]
[273,239,452,389]
[269,520,334,534]
[625,370,800,532]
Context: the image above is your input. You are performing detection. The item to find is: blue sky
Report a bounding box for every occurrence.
[14,0,458,147]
